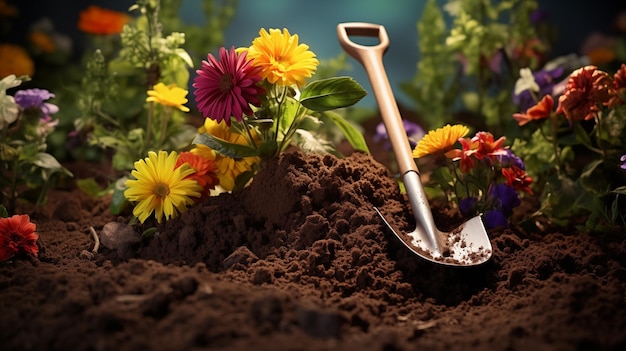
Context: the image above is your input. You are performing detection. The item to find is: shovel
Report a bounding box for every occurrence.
[337,22,492,266]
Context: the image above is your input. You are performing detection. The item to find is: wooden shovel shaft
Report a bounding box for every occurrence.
[336,23,418,176]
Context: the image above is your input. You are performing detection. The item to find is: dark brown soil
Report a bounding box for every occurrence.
[1,151,625,351]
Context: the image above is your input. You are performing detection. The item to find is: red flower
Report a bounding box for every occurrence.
[472,132,507,161]
[555,66,615,121]
[0,214,39,261]
[77,6,131,35]
[176,152,220,201]
[502,166,533,195]
[513,94,554,126]
[446,137,477,174]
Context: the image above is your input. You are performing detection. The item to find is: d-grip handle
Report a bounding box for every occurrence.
[336,22,419,175]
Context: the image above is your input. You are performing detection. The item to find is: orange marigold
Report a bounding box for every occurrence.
[555,66,614,121]
[176,151,220,201]
[78,5,131,35]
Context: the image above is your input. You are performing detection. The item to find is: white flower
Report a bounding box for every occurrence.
[0,94,19,127]
[514,68,540,96]
[0,75,22,92]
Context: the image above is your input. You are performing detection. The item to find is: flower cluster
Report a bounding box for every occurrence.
[412,124,532,229]
[190,28,367,190]
[0,75,71,213]
[511,62,626,229]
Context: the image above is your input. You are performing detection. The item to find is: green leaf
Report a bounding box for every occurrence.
[76,178,106,198]
[300,77,367,112]
[193,133,260,158]
[110,176,129,215]
[613,186,626,195]
[0,204,8,218]
[324,111,370,153]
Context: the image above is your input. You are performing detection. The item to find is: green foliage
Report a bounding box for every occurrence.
[402,0,543,134]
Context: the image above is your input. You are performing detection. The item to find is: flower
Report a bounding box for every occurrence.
[124,151,202,223]
[176,151,219,201]
[502,165,534,195]
[513,94,554,126]
[374,120,424,150]
[412,124,469,158]
[513,66,563,111]
[0,214,39,261]
[0,44,34,77]
[146,82,190,112]
[608,63,626,108]
[193,46,265,126]
[620,154,626,170]
[78,5,131,35]
[14,88,59,116]
[555,65,615,121]
[193,118,260,191]
[514,68,540,96]
[244,28,319,88]
[469,131,507,161]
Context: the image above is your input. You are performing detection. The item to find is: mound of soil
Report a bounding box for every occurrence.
[1,151,625,351]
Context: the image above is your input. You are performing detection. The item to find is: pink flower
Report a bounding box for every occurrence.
[193,47,265,126]
[0,214,39,261]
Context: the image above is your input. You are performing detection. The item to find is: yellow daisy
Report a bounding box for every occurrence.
[412,124,469,158]
[244,28,319,88]
[146,82,190,112]
[193,118,260,191]
[125,151,201,223]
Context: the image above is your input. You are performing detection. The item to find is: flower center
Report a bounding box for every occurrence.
[153,182,170,198]
[219,74,234,93]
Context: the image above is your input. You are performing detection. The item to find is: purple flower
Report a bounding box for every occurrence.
[484,210,509,229]
[14,88,59,116]
[513,67,564,111]
[620,154,626,170]
[497,149,525,170]
[459,197,478,216]
[530,8,549,24]
[374,120,424,150]
[488,183,521,215]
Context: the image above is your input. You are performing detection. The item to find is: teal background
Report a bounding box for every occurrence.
[8,0,625,109]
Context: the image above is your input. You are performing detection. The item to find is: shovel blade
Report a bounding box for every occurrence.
[375,208,492,266]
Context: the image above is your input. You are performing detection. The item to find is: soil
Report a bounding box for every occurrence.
[1,150,625,351]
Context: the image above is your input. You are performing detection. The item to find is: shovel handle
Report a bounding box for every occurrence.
[336,22,418,175]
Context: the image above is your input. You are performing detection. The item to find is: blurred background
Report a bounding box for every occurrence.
[6,0,626,109]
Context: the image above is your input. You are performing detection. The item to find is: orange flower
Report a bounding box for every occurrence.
[0,214,39,261]
[29,30,56,53]
[472,132,507,160]
[608,63,626,108]
[555,66,614,121]
[0,44,34,77]
[78,5,131,35]
[513,94,554,126]
[502,166,533,195]
[176,151,220,201]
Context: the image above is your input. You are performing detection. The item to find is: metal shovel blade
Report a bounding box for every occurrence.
[337,22,492,266]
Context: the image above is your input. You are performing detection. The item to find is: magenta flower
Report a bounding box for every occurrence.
[193,46,265,126]
[620,154,626,170]
[14,88,59,116]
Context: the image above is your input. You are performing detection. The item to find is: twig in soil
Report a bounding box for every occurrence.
[79,227,101,261]
[89,226,100,254]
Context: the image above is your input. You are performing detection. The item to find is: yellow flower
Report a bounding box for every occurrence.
[244,28,319,88]
[412,124,469,158]
[193,118,260,191]
[125,151,201,223]
[0,44,34,78]
[146,82,190,112]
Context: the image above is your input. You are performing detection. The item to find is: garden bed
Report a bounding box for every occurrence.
[1,151,625,351]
